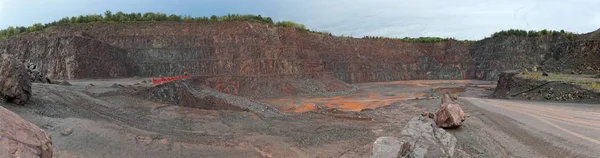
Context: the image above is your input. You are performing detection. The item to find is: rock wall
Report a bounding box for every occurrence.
[0,35,132,80]
[0,21,599,97]
[33,22,473,83]
[470,36,600,80]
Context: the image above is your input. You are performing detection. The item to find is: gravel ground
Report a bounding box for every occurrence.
[6,79,578,158]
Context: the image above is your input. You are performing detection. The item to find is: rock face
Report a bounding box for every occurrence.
[0,106,53,158]
[0,54,32,105]
[1,22,599,97]
[0,35,132,80]
[372,116,457,158]
[433,94,465,129]
[471,36,600,81]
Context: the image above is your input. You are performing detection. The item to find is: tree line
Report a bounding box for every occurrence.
[362,36,468,43]
[491,29,577,40]
[1,11,318,39]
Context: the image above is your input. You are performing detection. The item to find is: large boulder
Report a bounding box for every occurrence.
[372,116,457,158]
[0,106,53,158]
[434,94,465,129]
[433,103,465,129]
[0,54,31,105]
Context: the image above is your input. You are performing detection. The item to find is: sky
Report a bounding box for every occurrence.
[1,0,599,40]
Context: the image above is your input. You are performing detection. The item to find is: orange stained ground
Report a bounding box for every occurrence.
[262,80,495,113]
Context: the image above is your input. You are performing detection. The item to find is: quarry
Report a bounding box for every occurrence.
[1,13,600,158]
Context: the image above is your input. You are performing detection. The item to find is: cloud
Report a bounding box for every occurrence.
[270,0,600,40]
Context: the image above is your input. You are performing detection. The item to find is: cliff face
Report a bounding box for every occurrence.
[0,21,598,97]
[470,36,600,80]
[0,35,132,80]
[35,22,472,83]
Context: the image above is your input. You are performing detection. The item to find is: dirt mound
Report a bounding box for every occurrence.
[59,80,71,86]
[110,83,125,88]
[0,54,31,105]
[129,80,281,116]
[491,72,600,103]
[1,106,53,158]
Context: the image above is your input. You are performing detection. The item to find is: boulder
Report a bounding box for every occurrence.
[433,103,465,129]
[0,54,32,105]
[0,106,53,158]
[371,116,457,158]
[434,94,465,129]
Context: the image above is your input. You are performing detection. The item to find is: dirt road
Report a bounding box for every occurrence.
[460,97,600,158]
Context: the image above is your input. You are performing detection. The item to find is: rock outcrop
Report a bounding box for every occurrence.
[0,54,32,105]
[372,116,457,158]
[0,106,53,158]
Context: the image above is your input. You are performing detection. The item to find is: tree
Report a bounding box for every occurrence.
[104,10,113,21]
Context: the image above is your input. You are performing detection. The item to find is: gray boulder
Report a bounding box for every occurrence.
[0,54,32,105]
[372,116,457,158]
[0,106,53,158]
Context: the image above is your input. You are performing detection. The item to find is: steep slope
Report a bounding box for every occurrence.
[470,35,600,80]
[0,35,132,79]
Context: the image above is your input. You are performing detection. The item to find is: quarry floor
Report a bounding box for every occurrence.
[2,79,600,158]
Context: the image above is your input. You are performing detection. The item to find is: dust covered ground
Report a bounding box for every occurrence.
[3,78,598,158]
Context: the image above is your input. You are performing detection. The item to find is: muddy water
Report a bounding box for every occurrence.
[262,80,494,112]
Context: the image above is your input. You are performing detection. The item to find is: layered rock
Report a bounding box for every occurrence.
[0,35,132,80]
[0,54,31,105]
[372,116,457,158]
[470,36,600,80]
[0,106,53,158]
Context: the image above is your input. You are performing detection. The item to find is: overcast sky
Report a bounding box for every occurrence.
[1,0,599,40]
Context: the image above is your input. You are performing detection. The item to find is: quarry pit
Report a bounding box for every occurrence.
[1,20,600,158]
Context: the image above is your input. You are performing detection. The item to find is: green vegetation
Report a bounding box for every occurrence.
[362,36,466,43]
[0,11,300,39]
[520,72,600,92]
[491,29,577,40]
